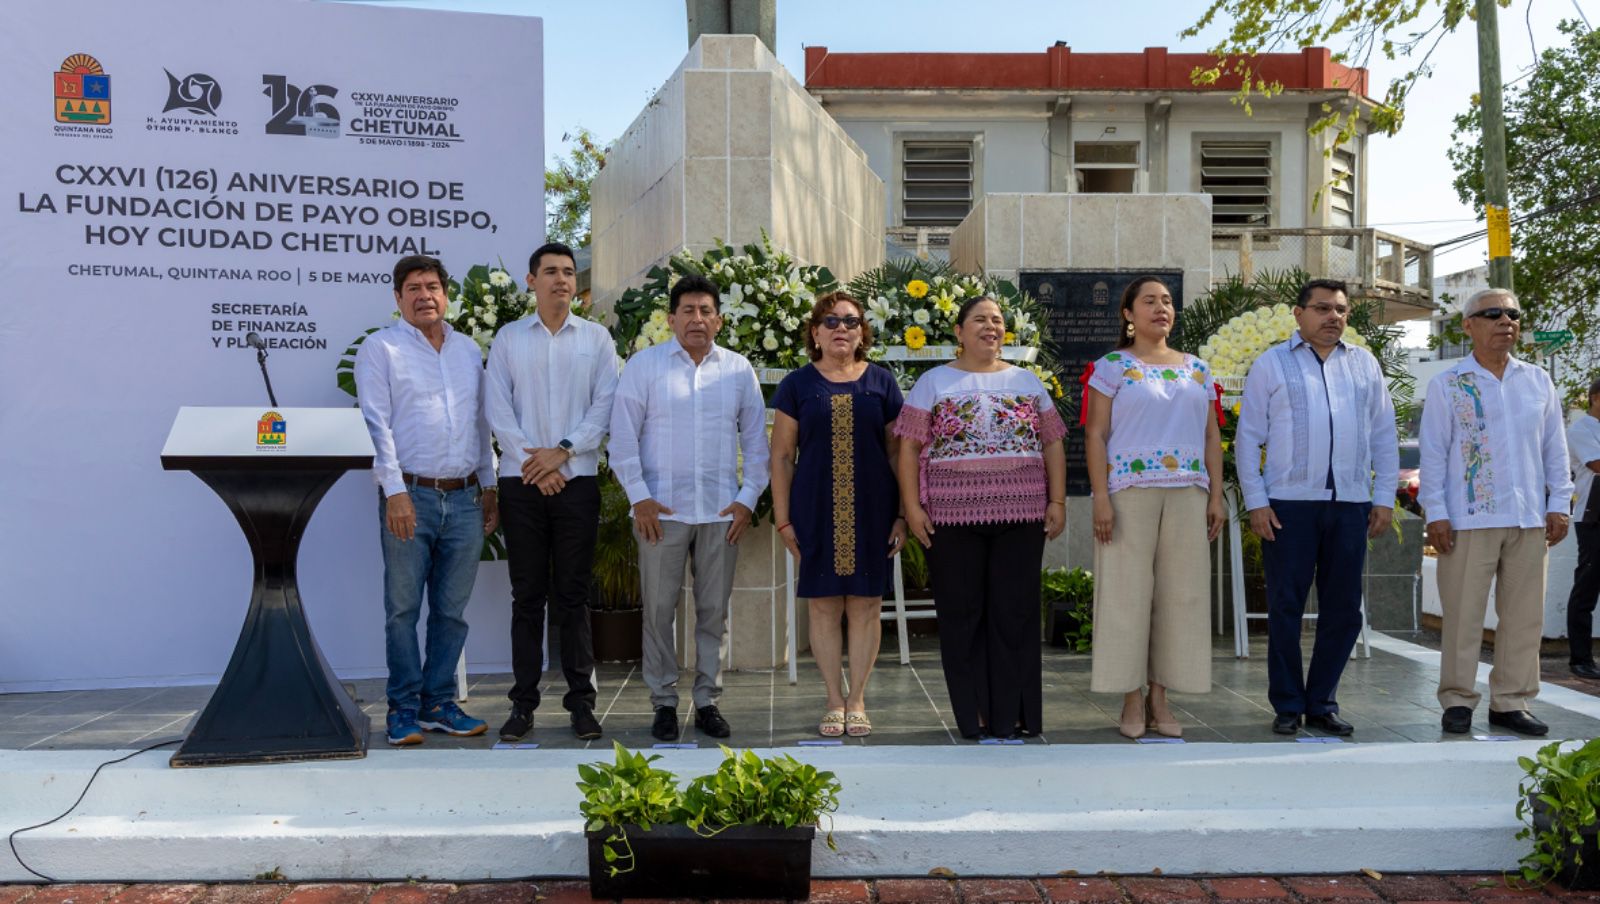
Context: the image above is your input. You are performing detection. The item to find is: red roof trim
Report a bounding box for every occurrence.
[803,46,1369,99]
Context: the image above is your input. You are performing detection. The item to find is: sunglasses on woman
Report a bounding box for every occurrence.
[822,315,862,330]
[1470,307,1521,322]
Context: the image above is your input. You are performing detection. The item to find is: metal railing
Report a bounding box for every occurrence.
[1212,227,1435,318]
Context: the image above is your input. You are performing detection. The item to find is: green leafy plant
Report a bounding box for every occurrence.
[679,746,843,851]
[576,741,685,876]
[1516,738,1600,886]
[899,535,930,593]
[1041,567,1094,653]
[576,742,845,879]
[590,463,641,612]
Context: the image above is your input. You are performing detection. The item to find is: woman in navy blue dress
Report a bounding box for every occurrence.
[771,292,905,738]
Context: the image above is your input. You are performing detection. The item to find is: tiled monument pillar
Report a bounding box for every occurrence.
[591,35,885,669]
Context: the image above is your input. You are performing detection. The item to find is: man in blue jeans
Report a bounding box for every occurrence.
[1235,278,1398,736]
[355,254,499,745]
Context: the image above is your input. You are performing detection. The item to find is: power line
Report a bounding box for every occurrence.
[1428,187,1600,252]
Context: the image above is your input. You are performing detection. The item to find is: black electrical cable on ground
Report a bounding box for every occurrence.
[6,737,182,883]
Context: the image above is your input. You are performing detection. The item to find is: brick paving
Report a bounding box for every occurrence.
[0,876,1591,904]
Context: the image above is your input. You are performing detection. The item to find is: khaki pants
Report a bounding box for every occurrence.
[1090,486,1213,694]
[1435,526,1547,712]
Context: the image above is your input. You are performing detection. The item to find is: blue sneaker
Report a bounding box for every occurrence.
[418,700,487,737]
[386,708,424,746]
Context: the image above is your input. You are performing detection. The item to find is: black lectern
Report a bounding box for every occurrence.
[160,407,375,767]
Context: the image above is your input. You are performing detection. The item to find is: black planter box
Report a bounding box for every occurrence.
[586,823,815,900]
[590,607,643,662]
[1533,797,1600,889]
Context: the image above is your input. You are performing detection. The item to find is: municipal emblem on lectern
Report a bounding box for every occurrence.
[54,54,111,124]
[256,411,287,448]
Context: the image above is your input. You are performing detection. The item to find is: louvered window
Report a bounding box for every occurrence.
[1330,148,1356,228]
[902,142,973,226]
[1200,140,1273,227]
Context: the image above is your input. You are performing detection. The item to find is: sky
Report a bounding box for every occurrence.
[347,0,1588,334]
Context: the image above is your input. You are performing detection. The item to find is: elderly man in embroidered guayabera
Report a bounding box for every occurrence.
[1235,278,1398,739]
[608,274,770,743]
[1419,288,1571,737]
[354,254,499,747]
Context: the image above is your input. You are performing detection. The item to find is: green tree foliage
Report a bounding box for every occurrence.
[546,128,607,247]
[1448,20,1600,401]
[1184,0,1508,143]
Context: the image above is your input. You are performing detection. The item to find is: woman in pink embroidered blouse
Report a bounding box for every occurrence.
[895,297,1067,739]
[1083,276,1225,740]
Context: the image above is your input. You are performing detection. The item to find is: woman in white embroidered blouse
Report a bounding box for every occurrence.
[895,297,1068,739]
[1082,276,1225,740]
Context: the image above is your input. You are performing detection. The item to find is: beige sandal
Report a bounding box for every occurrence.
[819,710,845,737]
[844,711,872,737]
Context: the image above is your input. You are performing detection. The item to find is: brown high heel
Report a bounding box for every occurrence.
[1145,695,1182,738]
[1119,692,1147,739]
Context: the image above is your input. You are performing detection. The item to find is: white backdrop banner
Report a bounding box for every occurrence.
[0,0,543,691]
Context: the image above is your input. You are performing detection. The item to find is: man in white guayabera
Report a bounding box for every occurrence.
[1420,287,1571,737]
[1235,278,1397,739]
[608,274,770,743]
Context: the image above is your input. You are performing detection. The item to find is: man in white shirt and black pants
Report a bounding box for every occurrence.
[608,275,770,741]
[355,254,499,746]
[485,241,620,741]
[1565,378,1600,679]
[1236,278,1398,737]
[1420,287,1571,736]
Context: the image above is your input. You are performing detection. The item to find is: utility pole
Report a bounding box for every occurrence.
[1476,0,1514,292]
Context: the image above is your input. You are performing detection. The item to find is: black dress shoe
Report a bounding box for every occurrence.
[1271,713,1301,735]
[651,706,679,741]
[571,707,603,740]
[1573,662,1600,680]
[1488,709,1549,737]
[695,705,732,739]
[1441,705,1473,734]
[1305,712,1355,736]
[499,706,533,741]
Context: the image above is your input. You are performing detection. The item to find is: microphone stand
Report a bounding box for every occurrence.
[256,346,280,408]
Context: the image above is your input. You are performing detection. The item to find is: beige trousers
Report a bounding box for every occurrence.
[1435,526,1547,712]
[1090,486,1213,694]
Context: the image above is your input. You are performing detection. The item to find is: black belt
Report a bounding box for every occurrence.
[402,473,479,491]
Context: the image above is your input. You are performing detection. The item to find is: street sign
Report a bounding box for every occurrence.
[1535,329,1574,350]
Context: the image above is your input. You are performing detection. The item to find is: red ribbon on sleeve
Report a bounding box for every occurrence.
[1077,361,1096,427]
[1213,381,1228,427]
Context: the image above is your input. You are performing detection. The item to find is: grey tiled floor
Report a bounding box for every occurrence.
[4,634,1599,750]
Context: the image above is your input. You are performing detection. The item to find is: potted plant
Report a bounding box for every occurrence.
[1516,738,1600,888]
[1041,567,1094,652]
[589,462,643,662]
[578,741,842,900]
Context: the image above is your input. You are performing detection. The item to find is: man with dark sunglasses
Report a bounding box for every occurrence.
[1419,288,1571,737]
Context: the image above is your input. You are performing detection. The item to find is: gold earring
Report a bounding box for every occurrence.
[1125,322,1135,337]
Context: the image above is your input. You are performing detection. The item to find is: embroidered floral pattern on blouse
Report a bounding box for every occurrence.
[927,392,1045,462]
[830,392,856,575]
[1110,447,1206,483]
[1101,350,1210,387]
[1448,372,1497,515]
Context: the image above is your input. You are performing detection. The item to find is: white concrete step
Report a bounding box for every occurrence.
[0,741,1537,882]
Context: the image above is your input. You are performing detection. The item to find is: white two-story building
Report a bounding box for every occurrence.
[804,44,1433,318]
